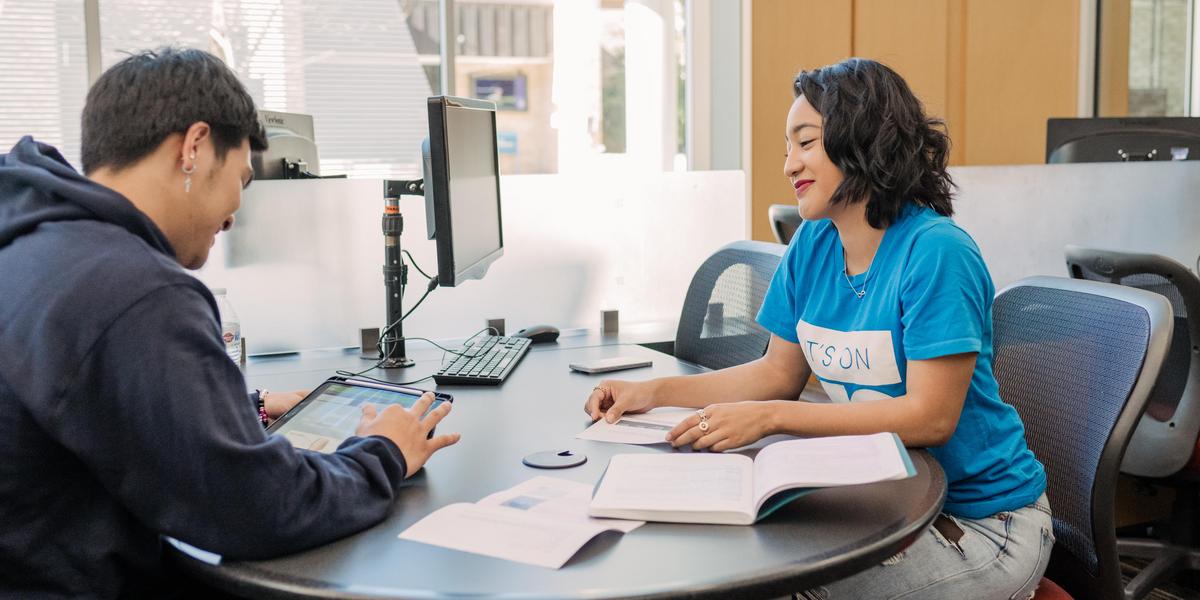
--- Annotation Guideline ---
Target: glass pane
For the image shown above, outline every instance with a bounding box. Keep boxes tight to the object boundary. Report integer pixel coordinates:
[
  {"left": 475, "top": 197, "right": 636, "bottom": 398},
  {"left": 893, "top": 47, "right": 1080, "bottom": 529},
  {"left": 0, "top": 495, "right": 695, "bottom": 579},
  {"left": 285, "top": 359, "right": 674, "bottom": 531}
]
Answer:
[
  {"left": 452, "top": 0, "right": 689, "bottom": 175},
  {"left": 601, "top": 4, "right": 626, "bottom": 154},
  {"left": 1097, "top": 0, "right": 1193, "bottom": 116},
  {"left": 674, "top": 0, "right": 686, "bottom": 167},
  {"left": 0, "top": 0, "right": 88, "bottom": 166},
  {"left": 98, "top": 0, "right": 437, "bottom": 178},
  {"left": 1128, "top": 0, "right": 1190, "bottom": 116},
  {"left": 452, "top": 0, "right": 557, "bottom": 174}
]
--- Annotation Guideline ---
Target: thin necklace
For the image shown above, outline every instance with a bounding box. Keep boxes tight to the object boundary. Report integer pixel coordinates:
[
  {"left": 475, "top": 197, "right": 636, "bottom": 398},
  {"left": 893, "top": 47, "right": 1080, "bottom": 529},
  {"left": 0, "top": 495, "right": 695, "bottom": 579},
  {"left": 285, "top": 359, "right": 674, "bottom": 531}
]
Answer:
[
  {"left": 842, "top": 248, "right": 867, "bottom": 298},
  {"left": 843, "top": 268, "right": 867, "bottom": 299}
]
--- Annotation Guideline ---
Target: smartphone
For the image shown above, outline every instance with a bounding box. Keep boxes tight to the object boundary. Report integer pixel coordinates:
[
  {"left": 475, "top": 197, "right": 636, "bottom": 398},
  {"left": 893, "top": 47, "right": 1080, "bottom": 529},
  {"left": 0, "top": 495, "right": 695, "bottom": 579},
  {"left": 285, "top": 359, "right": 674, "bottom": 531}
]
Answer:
[
  {"left": 568, "top": 356, "right": 653, "bottom": 374},
  {"left": 269, "top": 377, "right": 452, "bottom": 453}
]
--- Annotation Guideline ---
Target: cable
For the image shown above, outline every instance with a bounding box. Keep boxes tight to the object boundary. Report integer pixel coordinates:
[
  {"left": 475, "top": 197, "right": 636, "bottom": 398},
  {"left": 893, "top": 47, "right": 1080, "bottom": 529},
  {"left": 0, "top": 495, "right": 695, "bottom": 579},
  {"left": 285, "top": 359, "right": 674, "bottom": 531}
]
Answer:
[
  {"left": 337, "top": 326, "right": 500, "bottom": 381},
  {"left": 378, "top": 276, "right": 439, "bottom": 343},
  {"left": 403, "top": 249, "right": 433, "bottom": 280}
]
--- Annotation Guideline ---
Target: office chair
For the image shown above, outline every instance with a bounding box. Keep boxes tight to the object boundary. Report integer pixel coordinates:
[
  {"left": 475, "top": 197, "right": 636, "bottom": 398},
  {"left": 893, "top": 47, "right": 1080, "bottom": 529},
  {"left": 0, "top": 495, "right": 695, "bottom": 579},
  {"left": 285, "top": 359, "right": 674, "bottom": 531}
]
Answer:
[
  {"left": 1066, "top": 246, "right": 1200, "bottom": 598},
  {"left": 993, "top": 276, "right": 1172, "bottom": 600},
  {"left": 768, "top": 204, "right": 802, "bottom": 245},
  {"left": 675, "top": 240, "right": 786, "bottom": 371}
]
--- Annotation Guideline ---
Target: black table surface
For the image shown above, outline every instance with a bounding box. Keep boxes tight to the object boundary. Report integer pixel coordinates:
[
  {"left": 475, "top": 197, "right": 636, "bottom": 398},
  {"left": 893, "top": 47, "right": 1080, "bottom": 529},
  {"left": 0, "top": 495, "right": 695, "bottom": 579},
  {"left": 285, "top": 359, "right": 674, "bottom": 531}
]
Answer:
[{"left": 172, "top": 337, "right": 946, "bottom": 600}]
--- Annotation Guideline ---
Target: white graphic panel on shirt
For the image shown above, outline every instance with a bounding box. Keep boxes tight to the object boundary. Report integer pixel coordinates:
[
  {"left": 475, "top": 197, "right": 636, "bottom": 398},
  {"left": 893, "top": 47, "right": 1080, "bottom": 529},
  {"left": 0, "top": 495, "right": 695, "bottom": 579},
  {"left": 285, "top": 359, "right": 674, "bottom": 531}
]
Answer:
[
  {"left": 796, "top": 319, "right": 902, "bottom": 387},
  {"left": 819, "top": 381, "right": 897, "bottom": 403}
]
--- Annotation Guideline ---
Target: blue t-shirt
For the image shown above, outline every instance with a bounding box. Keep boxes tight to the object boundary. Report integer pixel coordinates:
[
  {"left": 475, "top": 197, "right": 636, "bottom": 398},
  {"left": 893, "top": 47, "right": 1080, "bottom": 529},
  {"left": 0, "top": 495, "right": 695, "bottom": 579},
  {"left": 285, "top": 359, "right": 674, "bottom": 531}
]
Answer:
[{"left": 756, "top": 204, "right": 1046, "bottom": 518}]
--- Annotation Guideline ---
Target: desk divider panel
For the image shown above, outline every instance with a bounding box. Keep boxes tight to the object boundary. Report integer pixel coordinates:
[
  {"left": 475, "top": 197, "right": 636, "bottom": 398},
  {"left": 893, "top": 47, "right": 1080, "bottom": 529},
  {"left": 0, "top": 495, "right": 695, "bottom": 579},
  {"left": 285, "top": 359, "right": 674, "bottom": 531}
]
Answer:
[{"left": 197, "top": 170, "right": 747, "bottom": 355}]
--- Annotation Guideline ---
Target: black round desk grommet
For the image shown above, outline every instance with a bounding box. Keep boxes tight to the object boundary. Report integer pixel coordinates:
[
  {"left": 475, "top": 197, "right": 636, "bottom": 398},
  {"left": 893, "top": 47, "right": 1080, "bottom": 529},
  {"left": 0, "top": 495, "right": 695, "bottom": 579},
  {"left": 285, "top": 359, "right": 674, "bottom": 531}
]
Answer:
[{"left": 523, "top": 450, "right": 587, "bottom": 469}]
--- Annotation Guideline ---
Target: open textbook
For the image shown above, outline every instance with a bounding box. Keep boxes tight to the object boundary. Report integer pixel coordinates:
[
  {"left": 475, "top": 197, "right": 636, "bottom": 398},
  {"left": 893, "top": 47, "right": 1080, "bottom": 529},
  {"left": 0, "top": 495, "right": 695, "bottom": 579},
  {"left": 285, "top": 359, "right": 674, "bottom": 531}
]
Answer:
[
  {"left": 588, "top": 432, "right": 915, "bottom": 525},
  {"left": 399, "top": 476, "right": 643, "bottom": 569}
]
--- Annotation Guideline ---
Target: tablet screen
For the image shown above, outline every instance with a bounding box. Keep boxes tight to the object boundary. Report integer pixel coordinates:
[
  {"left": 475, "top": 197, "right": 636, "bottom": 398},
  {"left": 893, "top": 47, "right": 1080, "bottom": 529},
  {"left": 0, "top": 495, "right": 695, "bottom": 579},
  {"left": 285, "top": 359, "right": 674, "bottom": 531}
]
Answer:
[{"left": 270, "top": 381, "right": 436, "bottom": 453}]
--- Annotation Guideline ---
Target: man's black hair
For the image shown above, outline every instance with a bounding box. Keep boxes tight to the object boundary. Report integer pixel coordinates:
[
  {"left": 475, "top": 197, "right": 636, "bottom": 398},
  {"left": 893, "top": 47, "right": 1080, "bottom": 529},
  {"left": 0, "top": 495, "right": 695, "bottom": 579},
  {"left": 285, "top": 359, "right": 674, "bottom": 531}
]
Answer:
[
  {"left": 794, "top": 58, "right": 955, "bottom": 229},
  {"left": 81, "top": 47, "right": 267, "bottom": 174}
]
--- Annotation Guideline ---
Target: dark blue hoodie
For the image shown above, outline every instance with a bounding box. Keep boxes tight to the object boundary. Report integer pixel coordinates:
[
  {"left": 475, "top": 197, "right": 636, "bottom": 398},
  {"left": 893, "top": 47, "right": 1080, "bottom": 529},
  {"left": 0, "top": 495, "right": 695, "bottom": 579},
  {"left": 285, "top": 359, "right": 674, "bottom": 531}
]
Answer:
[{"left": 0, "top": 137, "right": 408, "bottom": 598}]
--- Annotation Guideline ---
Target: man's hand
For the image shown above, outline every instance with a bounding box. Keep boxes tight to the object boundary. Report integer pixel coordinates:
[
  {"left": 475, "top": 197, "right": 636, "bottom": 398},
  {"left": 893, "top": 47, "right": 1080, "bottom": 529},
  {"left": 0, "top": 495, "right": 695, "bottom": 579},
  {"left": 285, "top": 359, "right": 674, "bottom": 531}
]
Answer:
[
  {"left": 263, "top": 390, "right": 308, "bottom": 420},
  {"left": 356, "top": 392, "right": 460, "bottom": 477}
]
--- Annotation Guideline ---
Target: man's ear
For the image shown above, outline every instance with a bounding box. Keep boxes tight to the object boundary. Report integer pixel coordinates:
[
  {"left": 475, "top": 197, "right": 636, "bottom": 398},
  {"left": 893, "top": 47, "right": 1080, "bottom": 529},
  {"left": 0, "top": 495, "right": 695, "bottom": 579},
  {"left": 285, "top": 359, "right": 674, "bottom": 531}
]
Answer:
[{"left": 179, "top": 122, "right": 212, "bottom": 167}]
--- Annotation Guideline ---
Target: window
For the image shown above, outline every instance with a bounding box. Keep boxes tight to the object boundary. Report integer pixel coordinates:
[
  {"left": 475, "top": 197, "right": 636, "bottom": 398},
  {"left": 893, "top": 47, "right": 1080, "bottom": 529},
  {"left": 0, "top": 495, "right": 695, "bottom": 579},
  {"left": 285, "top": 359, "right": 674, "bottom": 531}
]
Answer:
[
  {"left": 99, "top": 0, "right": 435, "bottom": 178},
  {"left": 2, "top": 0, "right": 693, "bottom": 176},
  {"left": 0, "top": 0, "right": 88, "bottom": 165}
]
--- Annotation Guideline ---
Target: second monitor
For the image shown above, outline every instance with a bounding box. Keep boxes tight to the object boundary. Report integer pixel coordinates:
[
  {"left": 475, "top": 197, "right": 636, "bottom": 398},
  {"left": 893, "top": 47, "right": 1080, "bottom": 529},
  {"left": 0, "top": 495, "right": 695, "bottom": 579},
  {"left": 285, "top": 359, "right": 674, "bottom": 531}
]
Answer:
[{"left": 423, "top": 95, "right": 504, "bottom": 287}]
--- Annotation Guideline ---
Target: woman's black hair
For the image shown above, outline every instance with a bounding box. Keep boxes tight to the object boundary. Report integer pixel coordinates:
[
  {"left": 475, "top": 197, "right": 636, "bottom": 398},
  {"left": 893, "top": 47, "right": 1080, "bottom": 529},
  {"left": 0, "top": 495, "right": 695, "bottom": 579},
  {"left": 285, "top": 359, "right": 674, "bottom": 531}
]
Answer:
[{"left": 793, "top": 58, "right": 954, "bottom": 228}]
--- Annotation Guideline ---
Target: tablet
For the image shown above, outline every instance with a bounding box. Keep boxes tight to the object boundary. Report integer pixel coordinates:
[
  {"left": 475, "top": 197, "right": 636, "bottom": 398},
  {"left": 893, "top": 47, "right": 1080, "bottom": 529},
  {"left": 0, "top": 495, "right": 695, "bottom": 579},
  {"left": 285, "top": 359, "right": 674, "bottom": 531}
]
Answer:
[{"left": 268, "top": 377, "right": 452, "bottom": 453}]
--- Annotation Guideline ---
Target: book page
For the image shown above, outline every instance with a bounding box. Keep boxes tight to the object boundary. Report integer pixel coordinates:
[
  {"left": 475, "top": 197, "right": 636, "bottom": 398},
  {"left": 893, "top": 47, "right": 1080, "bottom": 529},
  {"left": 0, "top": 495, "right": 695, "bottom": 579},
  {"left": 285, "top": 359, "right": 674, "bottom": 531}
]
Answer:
[
  {"left": 752, "top": 433, "right": 910, "bottom": 510},
  {"left": 478, "top": 476, "right": 642, "bottom": 533},
  {"left": 399, "top": 477, "right": 643, "bottom": 569},
  {"left": 398, "top": 503, "right": 620, "bottom": 569},
  {"left": 589, "top": 453, "right": 755, "bottom": 515}
]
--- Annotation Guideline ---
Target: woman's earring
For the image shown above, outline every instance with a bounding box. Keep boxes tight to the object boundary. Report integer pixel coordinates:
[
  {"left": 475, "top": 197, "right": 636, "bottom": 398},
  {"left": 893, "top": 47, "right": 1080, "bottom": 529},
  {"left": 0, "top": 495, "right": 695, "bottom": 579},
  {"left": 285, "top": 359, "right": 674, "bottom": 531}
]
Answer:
[{"left": 182, "top": 160, "right": 196, "bottom": 193}]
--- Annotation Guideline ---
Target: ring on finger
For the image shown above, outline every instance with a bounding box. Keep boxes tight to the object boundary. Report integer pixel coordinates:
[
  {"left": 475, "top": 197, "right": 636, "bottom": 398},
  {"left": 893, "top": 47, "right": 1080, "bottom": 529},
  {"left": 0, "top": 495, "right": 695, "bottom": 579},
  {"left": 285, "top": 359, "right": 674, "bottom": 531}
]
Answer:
[{"left": 699, "top": 420, "right": 710, "bottom": 432}]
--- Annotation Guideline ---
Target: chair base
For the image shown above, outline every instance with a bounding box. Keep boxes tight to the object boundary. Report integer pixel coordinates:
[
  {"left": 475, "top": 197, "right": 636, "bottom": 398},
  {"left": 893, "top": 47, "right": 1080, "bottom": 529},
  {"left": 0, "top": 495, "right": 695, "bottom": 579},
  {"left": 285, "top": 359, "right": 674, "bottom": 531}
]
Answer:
[{"left": 1118, "top": 538, "right": 1200, "bottom": 599}]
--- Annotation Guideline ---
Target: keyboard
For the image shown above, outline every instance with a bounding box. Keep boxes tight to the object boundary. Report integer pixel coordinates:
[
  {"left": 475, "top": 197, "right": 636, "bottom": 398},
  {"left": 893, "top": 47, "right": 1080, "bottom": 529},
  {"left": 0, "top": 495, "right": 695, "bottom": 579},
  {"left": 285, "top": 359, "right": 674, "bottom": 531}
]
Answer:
[{"left": 433, "top": 335, "right": 532, "bottom": 385}]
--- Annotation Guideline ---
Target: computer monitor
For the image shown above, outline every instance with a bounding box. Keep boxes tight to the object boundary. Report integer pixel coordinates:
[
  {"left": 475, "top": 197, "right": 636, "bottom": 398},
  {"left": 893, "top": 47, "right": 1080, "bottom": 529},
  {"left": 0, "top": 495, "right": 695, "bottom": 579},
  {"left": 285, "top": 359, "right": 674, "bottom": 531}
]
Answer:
[
  {"left": 252, "top": 111, "right": 321, "bottom": 179},
  {"left": 422, "top": 95, "right": 503, "bottom": 287},
  {"left": 1046, "top": 117, "right": 1200, "bottom": 163}
]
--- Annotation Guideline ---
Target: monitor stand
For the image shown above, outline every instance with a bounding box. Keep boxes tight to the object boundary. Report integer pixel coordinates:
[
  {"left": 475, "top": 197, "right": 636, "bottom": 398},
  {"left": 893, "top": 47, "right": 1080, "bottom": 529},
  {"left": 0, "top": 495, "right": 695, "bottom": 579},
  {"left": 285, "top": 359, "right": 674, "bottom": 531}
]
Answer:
[{"left": 377, "top": 179, "right": 426, "bottom": 369}]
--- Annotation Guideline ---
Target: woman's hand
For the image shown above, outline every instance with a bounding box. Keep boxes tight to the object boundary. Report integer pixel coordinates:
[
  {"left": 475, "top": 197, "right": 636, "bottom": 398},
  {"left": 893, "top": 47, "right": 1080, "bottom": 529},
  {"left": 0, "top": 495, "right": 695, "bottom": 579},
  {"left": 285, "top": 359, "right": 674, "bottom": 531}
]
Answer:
[
  {"left": 263, "top": 390, "right": 308, "bottom": 420},
  {"left": 584, "top": 380, "right": 659, "bottom": 423},
  {"left": 666, "top": 401, "right": 778, "bottom": 452}
]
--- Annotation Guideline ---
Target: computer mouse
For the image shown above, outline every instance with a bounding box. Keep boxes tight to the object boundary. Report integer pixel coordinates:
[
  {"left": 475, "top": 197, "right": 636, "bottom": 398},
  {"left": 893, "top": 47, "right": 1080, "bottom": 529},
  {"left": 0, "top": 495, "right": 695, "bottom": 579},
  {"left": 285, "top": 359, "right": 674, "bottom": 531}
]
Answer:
[{"left": 514, "top": 324, "right": 560, "bottom": 344}]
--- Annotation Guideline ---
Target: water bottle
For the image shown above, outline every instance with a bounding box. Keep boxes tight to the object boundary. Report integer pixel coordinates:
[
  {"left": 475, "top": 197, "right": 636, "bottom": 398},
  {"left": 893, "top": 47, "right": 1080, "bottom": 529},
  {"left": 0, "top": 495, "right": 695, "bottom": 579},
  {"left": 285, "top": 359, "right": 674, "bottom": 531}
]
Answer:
[{"left": 211, "top": 288, "right": 242, "bottom": 363}]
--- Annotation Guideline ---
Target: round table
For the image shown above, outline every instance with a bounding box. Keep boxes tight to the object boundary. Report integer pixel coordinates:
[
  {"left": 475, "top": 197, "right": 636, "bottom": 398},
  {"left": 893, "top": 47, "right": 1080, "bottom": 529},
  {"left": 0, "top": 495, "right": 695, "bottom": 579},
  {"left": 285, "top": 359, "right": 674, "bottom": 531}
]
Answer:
[{"left": 172, "top": 343, "right": 947, "bottom": 599}]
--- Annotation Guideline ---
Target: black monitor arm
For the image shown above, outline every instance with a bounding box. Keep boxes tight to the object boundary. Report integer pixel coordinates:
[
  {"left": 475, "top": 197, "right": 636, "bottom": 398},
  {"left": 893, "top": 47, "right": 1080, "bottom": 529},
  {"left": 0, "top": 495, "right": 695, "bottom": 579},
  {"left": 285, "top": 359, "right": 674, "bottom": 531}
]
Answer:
[{"left": 378, "top": 178, "right": 428, "bottom": 368}]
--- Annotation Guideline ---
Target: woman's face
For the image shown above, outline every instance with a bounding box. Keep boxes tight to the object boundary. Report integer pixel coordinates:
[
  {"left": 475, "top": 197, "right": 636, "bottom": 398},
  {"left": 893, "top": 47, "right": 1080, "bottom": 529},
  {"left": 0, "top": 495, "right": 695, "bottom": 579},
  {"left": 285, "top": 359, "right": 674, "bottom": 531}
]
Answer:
[{"left": 783, "top": 95, "right": 845, "bottom": 221}]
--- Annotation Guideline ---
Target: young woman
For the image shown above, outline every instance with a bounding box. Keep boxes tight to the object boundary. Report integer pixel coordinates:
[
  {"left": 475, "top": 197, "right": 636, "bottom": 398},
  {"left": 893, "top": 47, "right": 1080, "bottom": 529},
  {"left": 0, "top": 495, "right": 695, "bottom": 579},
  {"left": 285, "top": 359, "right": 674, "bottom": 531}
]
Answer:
[{"left": 584, "top": 58, "right": 1053, "bottom": 599}]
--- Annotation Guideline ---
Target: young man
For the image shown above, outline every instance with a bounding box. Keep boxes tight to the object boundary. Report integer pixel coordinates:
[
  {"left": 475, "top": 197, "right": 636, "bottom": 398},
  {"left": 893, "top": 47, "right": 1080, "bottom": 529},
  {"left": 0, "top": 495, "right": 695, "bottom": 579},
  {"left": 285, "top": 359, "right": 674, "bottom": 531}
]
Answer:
[{"left": 0, "top": 48, "right": 460, "bottom": 598}]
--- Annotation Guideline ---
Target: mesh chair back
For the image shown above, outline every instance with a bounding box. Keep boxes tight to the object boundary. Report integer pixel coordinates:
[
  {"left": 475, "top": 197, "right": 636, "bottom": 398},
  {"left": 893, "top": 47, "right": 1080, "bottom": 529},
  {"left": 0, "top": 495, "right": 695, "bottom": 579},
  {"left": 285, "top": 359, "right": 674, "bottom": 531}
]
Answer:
[
  {"left": 993, "top": 276, "right": 1172, "bottom": 600},
  {"left": 1066, "top": 246, "right": 1200, "bottom": 477},
  {"left": 768, "top": 204, "right": 803, "bottom": 245},
  {"left": 675, "top": 240, "right": 786, "bottom": 370}
]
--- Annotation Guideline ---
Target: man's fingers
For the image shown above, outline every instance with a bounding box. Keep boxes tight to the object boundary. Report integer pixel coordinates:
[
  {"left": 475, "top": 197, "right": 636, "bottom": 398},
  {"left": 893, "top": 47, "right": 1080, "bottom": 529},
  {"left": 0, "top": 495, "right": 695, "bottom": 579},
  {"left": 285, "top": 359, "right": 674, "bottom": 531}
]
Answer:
[
  {"left": 428, "top": 433, "right": 461, "bottom": 452},
  {"left": 410, "top": 392, "right": 435, "bottom": 417},
  {"left": 421, "top": 401, "right": 453, "bottom": 432},
  {"left": 361, "top": 403, "right": 378, "bottom": 420}
]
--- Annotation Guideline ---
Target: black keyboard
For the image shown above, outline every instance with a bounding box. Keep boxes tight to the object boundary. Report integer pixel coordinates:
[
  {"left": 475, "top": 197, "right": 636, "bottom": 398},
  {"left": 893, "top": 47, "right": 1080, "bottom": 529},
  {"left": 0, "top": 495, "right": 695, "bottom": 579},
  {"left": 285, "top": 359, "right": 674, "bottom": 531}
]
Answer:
[{"left": 432, "top": 335, "right": 532, "bottom": 385}]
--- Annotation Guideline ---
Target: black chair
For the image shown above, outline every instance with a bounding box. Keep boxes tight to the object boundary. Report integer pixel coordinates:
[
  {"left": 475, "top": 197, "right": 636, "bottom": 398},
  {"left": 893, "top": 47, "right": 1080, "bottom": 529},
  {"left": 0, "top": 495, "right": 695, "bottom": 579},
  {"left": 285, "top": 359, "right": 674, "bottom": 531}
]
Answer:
[
  {"left": 1066, "top": 246, "right": 1200, "bottom": 599},
  {"left": 674, "top": 240, "right": 786, "bottom": 370},
  {"left": 768, "top": 204, "right": 802, "bottom": 245},
  {"left": 993, "top": 276, "right": 1173, "bottom": 600}
]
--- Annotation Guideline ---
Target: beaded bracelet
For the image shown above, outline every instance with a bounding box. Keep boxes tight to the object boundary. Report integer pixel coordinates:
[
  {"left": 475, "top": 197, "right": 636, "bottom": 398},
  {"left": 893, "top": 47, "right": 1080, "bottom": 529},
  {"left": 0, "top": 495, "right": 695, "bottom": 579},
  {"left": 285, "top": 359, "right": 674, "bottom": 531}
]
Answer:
[{"left": 255, "top": 389, "right": 270, "bottom": 428}]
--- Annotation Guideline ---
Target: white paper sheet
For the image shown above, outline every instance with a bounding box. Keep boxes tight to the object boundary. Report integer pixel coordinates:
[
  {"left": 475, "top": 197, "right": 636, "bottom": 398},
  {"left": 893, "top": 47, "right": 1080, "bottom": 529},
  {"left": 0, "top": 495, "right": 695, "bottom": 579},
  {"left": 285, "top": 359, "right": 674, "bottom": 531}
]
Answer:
[
  {"left": 398, "top": 476, "right": 643, "bottom": 569},
  {"left": 575, "top": 409, "right": 694, "bottom": 445}
]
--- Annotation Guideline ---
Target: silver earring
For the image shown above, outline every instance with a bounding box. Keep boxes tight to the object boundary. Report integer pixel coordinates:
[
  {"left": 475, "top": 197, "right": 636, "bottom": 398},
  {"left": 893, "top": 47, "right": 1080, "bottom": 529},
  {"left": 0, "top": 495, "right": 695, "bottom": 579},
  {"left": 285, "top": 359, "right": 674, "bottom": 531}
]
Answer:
[{"left": 182, "top": 161, "right": 196, "bottom": 193}]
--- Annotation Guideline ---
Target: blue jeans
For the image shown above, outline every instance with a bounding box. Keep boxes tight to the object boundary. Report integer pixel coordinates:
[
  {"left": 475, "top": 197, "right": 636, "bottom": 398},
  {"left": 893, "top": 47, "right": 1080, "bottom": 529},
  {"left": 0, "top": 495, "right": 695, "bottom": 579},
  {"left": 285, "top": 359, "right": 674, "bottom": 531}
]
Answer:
[{"left": 801, "top": 493, "right": 1054, "bottom": 600}]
